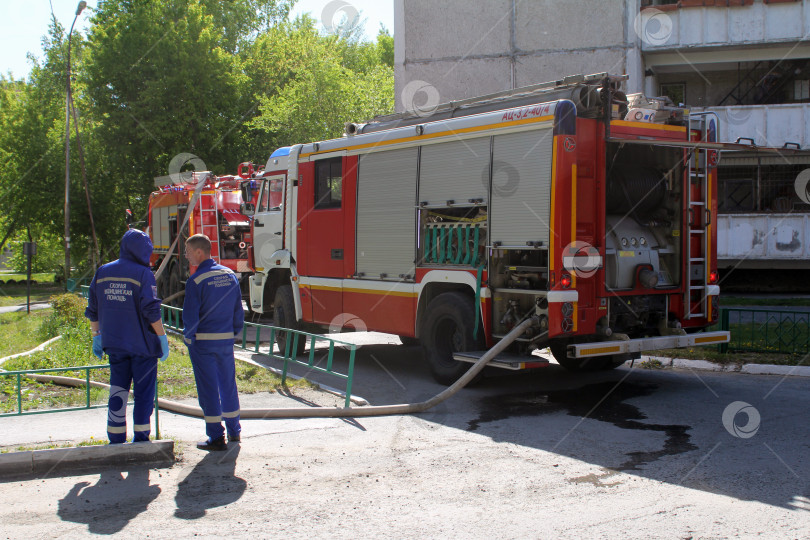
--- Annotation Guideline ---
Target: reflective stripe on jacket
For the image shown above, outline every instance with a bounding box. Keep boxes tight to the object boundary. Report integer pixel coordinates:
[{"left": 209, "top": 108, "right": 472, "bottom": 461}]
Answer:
[{"left": 182, "top": 258, "right": 244, "bottom": 347}]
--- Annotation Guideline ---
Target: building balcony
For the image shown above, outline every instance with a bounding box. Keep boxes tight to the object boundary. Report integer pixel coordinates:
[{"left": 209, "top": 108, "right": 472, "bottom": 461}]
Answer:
[
  {"left": 693, "top": 102, "right": 810, "bottom": 147},
  {"left": 638, "top": 0, "right": 808, "bottom": 51}
]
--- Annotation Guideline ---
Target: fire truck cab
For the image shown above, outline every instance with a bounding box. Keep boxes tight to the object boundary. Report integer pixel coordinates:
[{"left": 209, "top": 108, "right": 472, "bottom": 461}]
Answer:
[{"left": 245, "top": 73, "right": 730, "bottom": 384}]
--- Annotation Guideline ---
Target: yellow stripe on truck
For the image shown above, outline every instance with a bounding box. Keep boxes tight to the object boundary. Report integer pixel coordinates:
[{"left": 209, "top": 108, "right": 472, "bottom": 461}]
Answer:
[
  {"left": 580, "top": 345, "right": 622, "bottom": 356},
  {"left": 694, "top": 335, "right": 726, "bottom": 344}
]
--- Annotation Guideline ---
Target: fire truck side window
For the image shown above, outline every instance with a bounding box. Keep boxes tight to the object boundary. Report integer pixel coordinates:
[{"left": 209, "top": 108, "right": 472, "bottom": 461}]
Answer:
[
  {"left": 314, "top": 158, "right": 342, "bottom": 209},
  {"left": 258, "top": 178, "right": 283, "bottom": 212}
]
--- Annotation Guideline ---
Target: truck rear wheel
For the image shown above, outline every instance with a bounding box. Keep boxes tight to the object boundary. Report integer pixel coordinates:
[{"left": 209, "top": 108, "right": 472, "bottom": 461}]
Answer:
[
  {"left": 420, "top": 292, "right": 482, "bottom": 385},
  {"left": 274, "top": 284, "right": 305, "bottom": 357},
  {"left": 168, "top": 264, "right": 182, "bottom": 307}
]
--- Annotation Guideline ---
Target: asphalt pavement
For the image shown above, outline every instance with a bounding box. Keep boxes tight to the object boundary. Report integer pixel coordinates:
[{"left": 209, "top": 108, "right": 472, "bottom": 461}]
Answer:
[{"left": 1, "top": 335, "right": 809, "bottom": 538}]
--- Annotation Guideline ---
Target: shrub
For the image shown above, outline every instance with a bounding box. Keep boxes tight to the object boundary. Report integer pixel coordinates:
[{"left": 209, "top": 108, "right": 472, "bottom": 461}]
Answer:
[{"left": 40, "top": 293, "right": 89, "bottom": 340}]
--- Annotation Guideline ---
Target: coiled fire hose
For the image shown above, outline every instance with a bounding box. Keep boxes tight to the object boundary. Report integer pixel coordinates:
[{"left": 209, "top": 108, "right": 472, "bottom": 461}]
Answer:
[{"left": 4, "top": 317, "right": 539, "bottom": 419}]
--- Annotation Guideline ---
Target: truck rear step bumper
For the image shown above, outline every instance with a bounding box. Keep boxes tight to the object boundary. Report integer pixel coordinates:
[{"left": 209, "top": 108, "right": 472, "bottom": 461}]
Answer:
[
  {"left": 569, "top": 331, "right": 730, "bottom": 359},
  {"left": 453, "top": 351, "right": 550, "bottom": 371}
]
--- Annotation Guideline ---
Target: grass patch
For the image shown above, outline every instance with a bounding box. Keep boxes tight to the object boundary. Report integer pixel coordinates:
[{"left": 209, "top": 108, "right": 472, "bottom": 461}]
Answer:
[
  {"left": 653, "top": 346, "right": 807, "bottom": 366},
  {"left": 639, "top": 358, "right": 663, "bottom": 369},
  {"left": 0, "top": 282, "right": 63, "bottom": 307},
  {"left": 0, "top": 310, "right": 51, "bottom": 358},
  {"left": 1, "top": 437, "right": 107, "bottom": 453},
  {"left": 0, "top": 272, "right": 56, "bottom": 281}
]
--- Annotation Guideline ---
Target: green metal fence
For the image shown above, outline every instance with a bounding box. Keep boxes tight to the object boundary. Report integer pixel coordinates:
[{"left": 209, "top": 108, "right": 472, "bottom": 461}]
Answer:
[
  {"left": 0, "top": 364, "right": 161, "bottom": 438},
  {"left": 718, "top": 307, "right": 810, "bottom": 355},
  {"left": 67, "top": 277, "right": 90, "bottom": 293},
  {"left": 161, "top": 304, "right": 358, "bottom": 408}
]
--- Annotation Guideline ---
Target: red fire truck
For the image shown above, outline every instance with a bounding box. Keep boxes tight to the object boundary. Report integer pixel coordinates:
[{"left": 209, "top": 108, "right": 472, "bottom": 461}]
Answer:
[
  {"left": 147, "top": 165, "right": 261, "bottom": 303},
  {"left": 243, "top": 73, "right": 730, "bottom": 383}
]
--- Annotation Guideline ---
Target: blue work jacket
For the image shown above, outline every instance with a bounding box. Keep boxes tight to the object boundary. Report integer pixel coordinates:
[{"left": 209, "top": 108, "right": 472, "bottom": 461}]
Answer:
[
  {"left": 182, "top": 258, "right": 244, "bottom": 348},
  {"left": 85, "top": 229, "right": 162, "bottom": 358}
]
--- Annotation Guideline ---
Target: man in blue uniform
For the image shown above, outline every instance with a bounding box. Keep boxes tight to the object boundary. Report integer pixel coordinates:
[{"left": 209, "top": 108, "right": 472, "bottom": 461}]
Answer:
[
  {"left": 85, "top": 229, "right": 170, "bottom": 444},
  {"left": 183, "top": 234, "right": 244, "bottom": 451}
]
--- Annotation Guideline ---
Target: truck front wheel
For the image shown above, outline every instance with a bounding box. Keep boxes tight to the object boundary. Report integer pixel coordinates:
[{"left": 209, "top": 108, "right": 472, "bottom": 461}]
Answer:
[
  {"left": 273, "top": 284, "right": 306, "bottom": 357},
  {"left": 420, "top": 292, "right": 482, "bottom": 385}
]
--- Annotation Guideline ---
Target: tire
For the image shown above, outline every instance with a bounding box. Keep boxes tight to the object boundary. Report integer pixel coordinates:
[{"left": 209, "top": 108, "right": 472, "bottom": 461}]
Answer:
[
  {"left": 550, "top": 339, "right": 609, "bottom": 372},
  {"left": 273, "top": 285, "right": 306, "bottom": 357},
  {"left": 156, "top": 268, "right": 169, "bottom": 302},
  {"left": 168, "top": 264, "right": 182, "bottom": 307},
  {"left": 420, "top": 292, "right": 483, "bottom": 385}
]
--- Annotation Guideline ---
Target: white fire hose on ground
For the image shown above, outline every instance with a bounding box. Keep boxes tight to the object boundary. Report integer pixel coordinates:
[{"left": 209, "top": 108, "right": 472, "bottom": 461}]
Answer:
[{"left": 6, "top": 318, "right": 540, "bottom": 420}]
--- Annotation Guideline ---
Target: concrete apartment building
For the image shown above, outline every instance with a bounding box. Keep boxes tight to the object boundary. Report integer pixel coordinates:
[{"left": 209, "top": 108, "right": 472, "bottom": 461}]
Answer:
[{"left": 393, "top": 0, "right": 810, "bottom": 280}]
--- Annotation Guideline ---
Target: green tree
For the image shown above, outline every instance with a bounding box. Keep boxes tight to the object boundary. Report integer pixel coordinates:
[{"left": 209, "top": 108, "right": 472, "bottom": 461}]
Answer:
[
  {"left": 1, "top": 0, "right": 394, "bottom": 275},
  {"left": 249, "top": 16, "right": 394, "bottom": 145}
]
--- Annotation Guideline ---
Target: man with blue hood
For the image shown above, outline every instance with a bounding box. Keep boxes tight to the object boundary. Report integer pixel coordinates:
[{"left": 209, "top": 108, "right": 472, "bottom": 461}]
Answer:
[{"left": 85, "top": 229, "right": 170, "bottom": 444}]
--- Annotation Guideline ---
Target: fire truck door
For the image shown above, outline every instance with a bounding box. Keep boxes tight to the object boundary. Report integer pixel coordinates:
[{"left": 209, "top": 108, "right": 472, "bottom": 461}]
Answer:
[
  {"left": 252, "top": 175, "right": 285, "bottom": 270},
  {"left": 304, "top": 157, "right": 344, "bottom": 324}
]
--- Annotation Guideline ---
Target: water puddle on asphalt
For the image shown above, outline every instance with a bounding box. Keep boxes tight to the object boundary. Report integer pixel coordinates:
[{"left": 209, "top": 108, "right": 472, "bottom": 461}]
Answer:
[{"left": 467, "top": 381, "right": 697, "bottom": 472}]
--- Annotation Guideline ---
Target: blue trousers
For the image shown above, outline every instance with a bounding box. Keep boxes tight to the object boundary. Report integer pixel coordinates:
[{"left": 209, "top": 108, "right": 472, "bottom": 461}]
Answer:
[
  {"left": 189, "top": 344, "right": 241, "bottom": 440},
  {"left": 107, "top": 353, "right": 157, "bottom": 444}
]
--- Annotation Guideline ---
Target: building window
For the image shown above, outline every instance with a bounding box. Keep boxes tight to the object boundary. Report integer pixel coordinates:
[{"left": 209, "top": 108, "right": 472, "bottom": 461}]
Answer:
[
  {"left": 314, "top": 158, "right": 342, "bottom": 209},
  {"left": 659, "top": 82, "right": 686, "bottom": 106},
  {"left": 794, "top": 80, "right": 810, "bottom": 102}
]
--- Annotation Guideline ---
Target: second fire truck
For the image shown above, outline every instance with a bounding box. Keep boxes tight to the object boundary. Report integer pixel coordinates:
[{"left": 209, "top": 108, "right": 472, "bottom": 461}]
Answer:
[{"left": 147, "top": 164, "right": 262, "bottom": 304}]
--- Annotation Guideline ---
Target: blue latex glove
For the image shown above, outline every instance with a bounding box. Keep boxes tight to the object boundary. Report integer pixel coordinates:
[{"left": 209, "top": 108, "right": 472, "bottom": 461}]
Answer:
[
  {"left": 159, "top": 334, "right": 170, "bottom": 362},
  {"left": 92, "top": 335, "right": 103, "bottom": 359}
]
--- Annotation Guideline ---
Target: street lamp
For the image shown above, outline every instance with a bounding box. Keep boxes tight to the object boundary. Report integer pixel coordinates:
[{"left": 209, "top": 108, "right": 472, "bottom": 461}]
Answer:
[{"left": 64, "top": 0, "right": 87, "bottom": 289}]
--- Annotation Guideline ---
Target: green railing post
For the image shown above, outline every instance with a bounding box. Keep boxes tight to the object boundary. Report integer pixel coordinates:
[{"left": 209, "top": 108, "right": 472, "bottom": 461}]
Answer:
[
  {"left": 344, "top": 346, "right": 356, "bottom": 408},
  {"left": 86, "top": 367, "right": 91, "bottom": 408},
  {"left": 17, "top": 373, "right": 22, "bottom": 414},
  {"left": 719, "top": 308, "right": 729, "bottom": 353},
  {"left": 791, "top": 312, "right": 798, "bottom": 355}
]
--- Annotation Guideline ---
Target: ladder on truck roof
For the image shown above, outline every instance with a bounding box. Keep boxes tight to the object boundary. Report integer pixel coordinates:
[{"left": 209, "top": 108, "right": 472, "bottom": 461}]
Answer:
[
  {"left": 197, "top": 190, "right": 221, "bottom": 264},
  {"left": 351, "top": 73, "right": 629, "bottom": 134},
  {"left": 684, "top": 112, "right": 718, "bottom": 320}
]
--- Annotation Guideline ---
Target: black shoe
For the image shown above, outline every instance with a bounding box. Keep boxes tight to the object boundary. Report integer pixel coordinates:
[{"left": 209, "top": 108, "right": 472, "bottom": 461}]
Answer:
[
  {"left": 228, "top": 434, "right": 240, "bottom": 443},
  {"left": 196, "top": 436, "right": 227, "bottom": 451}
]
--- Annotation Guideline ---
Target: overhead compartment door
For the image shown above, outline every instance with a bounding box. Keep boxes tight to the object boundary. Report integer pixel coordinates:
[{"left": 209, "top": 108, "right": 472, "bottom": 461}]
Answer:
[
  {"left": 490, "top": 128, "right": 553, "bottom": 247},
  {"left": 419, "top": 137, "right": 491, "bottom": 207},
  {"left": 356, "top": 148, "right": 418, "bottom": 280}
]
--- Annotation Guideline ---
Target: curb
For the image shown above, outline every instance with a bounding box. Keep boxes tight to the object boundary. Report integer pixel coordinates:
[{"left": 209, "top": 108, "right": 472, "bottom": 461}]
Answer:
[
  {"left": 0, "top": 440, "right": 174, "bottom": 479},
  {"left": 642, "top": 356, "right": 810, "bottom": 377}
]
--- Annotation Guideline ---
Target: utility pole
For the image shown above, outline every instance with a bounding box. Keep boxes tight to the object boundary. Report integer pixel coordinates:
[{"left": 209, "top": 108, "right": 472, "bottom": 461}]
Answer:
[{"left": 64, "top": 0, "right": 87, "bottom": 289}]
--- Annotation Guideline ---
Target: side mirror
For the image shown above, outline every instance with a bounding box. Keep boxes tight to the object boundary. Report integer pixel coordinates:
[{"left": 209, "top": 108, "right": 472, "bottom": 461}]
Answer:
[
  {"left": 240, "top": 202, "right": 256, "bottom": 216},
  {"left": 240, "top": 180, "right": 256, "bottom": 203}
]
